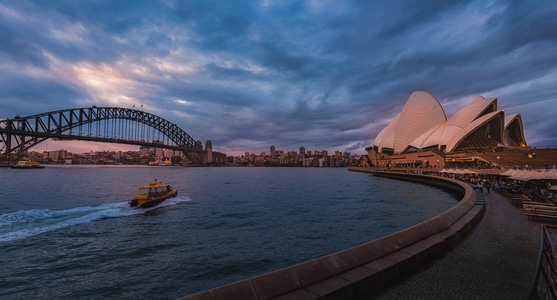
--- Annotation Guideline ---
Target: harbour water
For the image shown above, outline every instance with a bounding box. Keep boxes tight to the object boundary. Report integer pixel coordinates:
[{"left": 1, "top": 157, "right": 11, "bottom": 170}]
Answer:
[{"left": 0, "top": 166, "right": 459, "bottom": 299}]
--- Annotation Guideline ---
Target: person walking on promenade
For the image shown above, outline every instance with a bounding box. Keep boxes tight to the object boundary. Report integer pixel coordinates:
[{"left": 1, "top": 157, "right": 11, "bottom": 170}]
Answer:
[{"left": 484, "top": 180, "right": 491, "bottom": 193}]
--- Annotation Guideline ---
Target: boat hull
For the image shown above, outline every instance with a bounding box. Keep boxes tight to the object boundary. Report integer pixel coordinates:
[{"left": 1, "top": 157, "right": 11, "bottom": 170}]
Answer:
[
  {"left": 129, "top": 190, "right": 178, "bottom": 208},
  {"left": 11, "top": 165, "right": 45, "bottom": 169}
]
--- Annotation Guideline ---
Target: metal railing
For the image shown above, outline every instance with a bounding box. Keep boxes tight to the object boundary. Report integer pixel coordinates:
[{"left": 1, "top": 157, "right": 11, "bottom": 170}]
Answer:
[{"left": 525, "top": 224, "right": 557, "bottom": 300}]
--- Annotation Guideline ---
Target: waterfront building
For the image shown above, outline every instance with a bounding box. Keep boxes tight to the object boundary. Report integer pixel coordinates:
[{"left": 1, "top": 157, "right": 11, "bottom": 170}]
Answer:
[
  {"left": 155, "top": 147, "right": 164, "bottom": 158},
  {"left": 46, "top": 149, "right": 68, "bottom": 162},
  {"left": 163, "top": 149, "right": 171, "bottom": 158},
  {"left": 367, "top": 91, "right": 529, "bottom": 169}
]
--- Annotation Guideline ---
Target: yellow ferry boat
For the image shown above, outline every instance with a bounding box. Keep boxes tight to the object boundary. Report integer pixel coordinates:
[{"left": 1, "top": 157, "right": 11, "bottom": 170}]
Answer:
[
  {"left": 129, "top": 179, "right": 177, "bottom": 208},
  {"left": 11, "top": 158, "right": 45, "bottom": 169}
]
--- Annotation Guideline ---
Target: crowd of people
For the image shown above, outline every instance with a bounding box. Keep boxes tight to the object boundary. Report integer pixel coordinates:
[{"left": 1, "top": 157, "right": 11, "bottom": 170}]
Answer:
[{"left": 439, "top": 172, "right": 554, "bottom": 203}]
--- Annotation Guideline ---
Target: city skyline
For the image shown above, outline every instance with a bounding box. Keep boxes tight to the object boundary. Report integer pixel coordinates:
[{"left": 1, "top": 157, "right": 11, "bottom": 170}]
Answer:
[
  {"left": 2, "top": 1, "right": 557, "bottom": 155},
  {"left": 24, "top": 143, "right": 363, "bottom": 168},
  {"left": 28, "top": 141, "right": 349, "bottom": 158}
]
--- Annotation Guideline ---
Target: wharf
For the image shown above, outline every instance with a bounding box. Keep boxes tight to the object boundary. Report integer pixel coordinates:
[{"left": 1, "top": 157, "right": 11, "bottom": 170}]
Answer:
[{"left": 374, "top": 189, "right": 540, "bottom": 299}]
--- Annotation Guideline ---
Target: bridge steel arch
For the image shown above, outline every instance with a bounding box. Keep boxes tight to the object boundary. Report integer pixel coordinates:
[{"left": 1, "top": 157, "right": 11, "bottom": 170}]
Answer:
[{"left": 0, "top": 107, "right": 204, "bottom": 163}]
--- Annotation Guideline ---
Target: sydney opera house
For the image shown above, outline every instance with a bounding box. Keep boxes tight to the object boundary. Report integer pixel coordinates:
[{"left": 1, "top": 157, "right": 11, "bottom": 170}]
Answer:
[{"left": 367, "top": 91, "right": 529, "bottom": 169}]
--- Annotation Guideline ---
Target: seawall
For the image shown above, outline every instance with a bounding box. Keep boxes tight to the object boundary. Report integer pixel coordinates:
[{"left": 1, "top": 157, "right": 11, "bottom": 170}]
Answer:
[{"left": 178, "top": 168, "right": 484, "bottom": 300}]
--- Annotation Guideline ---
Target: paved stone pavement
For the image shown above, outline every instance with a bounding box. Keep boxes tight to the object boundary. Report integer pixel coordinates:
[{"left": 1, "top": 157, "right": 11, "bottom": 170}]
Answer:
[{"left": 373, "top": 190, "right": 541, "bottom": 300}]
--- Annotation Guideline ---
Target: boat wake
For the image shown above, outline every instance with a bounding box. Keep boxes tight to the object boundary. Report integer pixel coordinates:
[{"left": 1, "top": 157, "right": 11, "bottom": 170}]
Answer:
[{"left": 0, "top": 196, "right": 191, "bottom": 243}]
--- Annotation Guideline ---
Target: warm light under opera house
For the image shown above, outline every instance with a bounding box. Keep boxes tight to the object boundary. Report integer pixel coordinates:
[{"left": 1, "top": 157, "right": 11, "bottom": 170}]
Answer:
[{"left": 369, "top": 91, "right": 527, "bottom": 156}]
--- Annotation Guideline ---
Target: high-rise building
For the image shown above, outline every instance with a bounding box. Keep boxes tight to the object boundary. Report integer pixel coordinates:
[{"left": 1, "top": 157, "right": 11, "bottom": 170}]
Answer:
[
  {"left": 205, "top": 140, "right": 213, "bottom": 163},
  {"left": 299, "top": 146, "right": 306, "bottom": 156},
  {"left": 270, "top": 145, "right": 276, "bottom": 157}
]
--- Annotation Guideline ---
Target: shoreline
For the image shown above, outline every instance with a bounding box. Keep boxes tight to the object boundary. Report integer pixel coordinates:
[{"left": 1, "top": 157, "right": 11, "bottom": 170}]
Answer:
[{"left": 178, "top": 167, "right": 483, "bottom": 299}]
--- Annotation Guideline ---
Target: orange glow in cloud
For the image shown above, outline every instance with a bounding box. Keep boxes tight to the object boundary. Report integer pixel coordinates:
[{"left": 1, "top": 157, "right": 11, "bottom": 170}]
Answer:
[{"left": 70, "top": 62, "right": 144, "bottom": 107}]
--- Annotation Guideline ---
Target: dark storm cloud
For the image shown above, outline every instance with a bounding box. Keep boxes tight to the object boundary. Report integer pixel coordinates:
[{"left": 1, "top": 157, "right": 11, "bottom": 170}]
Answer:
[
  {"left": 1, "top": 0, "right": 556, "bottom": 154},
  {"left": 0, "top": 74, "right": 84, "bottom": 114},
  {"left": 0, "top": 9, "right": 49, "bottom": 67},
  {"left": 172, "top": 2, "right": 252, "bottom": 50}
]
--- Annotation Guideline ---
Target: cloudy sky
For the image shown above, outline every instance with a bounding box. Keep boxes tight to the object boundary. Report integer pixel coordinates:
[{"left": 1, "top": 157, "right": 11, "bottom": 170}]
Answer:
[{"left": 1, "top": 0, "right": 556, "bottom": 156}]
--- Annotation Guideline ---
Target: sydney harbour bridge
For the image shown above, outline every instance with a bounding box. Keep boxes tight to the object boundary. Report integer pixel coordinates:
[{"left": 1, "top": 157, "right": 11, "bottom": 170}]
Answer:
[{"left": 0, "top": 107, "right": 205, "bottom": 163}]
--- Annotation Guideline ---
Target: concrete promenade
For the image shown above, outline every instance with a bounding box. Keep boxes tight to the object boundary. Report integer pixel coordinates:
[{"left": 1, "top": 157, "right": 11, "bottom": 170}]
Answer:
[{"left": 374, "top": 189, "right": 540, "bottom": 299}]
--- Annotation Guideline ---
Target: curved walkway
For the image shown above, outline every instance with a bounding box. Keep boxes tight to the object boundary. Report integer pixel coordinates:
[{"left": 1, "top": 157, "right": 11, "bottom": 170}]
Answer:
[{"left": 374, "top": 190, "right": 540, "bottom": 299}]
